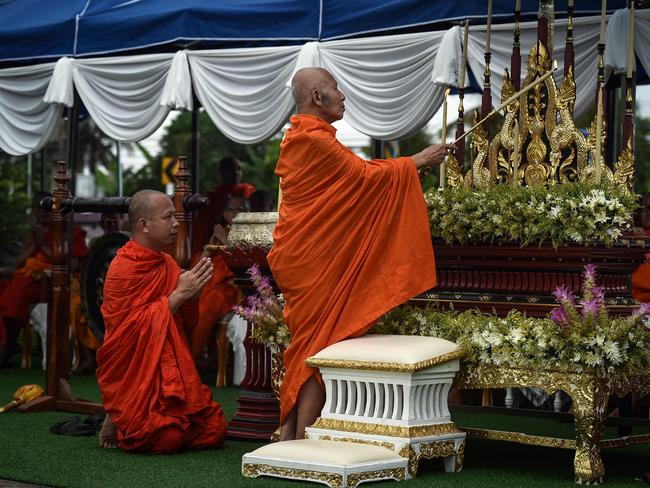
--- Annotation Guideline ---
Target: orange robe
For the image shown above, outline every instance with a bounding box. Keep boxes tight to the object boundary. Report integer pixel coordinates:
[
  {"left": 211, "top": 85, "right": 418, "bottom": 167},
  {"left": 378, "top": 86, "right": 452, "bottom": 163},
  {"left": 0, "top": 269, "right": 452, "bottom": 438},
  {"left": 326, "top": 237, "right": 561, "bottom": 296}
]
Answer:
[
  {"left": 192, "top": 183, "right": 255, "bottom": 255},
  {"left": 267, "top": 114, "right": 437, "bottom": 422},
  {"left": 96, "top": 239, "right": 226, "bottom": 453},
  {"left": 0, "top": 227, "right": 87, "bottom": 348},
  {"left": 632, "top": 230, "right": 650, "bottom": 303}
]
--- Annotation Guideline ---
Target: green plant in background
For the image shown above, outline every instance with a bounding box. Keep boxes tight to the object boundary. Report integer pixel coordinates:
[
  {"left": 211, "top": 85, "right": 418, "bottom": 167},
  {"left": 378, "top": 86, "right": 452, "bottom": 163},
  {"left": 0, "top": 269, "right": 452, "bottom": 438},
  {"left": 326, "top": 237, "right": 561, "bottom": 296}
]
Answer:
[
  {"left": 159, "top": 112, "right": 281, "bottom": 200},
  {"left": 0, "top": 159, "right": 30, "bottom": 264},
  {"left": 426, "top": 181, "right": 638, "bottom": 248}
]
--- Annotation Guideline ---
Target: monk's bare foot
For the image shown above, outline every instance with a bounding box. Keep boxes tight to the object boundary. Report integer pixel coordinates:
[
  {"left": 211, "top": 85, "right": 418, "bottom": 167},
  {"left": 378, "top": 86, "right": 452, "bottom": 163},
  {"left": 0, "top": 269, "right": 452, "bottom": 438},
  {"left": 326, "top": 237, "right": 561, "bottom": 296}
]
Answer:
[{"left": 99, "top": 414, "right": 118, "bottom": 449}]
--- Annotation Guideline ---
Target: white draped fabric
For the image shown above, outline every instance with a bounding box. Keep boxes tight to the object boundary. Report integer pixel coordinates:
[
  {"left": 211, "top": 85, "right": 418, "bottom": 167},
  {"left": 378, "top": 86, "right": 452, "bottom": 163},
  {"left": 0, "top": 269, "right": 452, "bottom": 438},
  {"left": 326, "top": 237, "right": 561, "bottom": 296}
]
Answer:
[
  {"left": 0, "top": 62, "right": 62, "bottom": 156},
  {"left": 188, "top": 46, "right": 301, "bottom": 144},
  {"left": 605, "top": 8, "right": 650, "bottom": 78},
  {"left": 1, "top": 13, "right": 646, "bottom": 155},
  {"left": 46, "top": 54, "right": 174, "bottom": 142}
]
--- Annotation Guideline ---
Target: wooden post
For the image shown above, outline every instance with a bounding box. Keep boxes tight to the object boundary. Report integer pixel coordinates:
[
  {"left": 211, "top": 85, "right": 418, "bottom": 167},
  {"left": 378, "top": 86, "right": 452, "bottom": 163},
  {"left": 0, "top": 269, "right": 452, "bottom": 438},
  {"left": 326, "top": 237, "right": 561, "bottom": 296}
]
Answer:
[
  {"left": 46, "top": 161, "right": 72, "bottom": 398},
  {"left": 511, "top": 2, "right": 522, "bottom": 90},
  {"left": 564, "top": 2, "right": 575, "bottom": 93},
  {"left": 20, "top": 162, "right": 103, "bottom": 414},
  {"left": 172, "top": 156, "right": 192, "bottom": 269}
]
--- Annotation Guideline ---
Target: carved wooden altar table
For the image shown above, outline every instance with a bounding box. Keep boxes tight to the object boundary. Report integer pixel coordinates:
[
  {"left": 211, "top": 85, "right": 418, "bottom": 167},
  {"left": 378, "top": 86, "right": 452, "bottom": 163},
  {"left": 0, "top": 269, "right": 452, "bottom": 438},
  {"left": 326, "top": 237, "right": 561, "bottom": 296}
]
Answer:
[{"left": 455, "top": 363, "right": 650, "bottom": 484}]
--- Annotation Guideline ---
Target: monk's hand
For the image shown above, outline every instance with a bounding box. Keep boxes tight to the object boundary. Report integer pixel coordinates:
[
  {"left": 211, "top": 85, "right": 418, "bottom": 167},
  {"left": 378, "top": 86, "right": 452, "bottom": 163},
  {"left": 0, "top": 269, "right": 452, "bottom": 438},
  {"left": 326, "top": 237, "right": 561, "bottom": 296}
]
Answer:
[
  {"left": 168, "top": 257, "right": 214, "bottom": 312},
  {"left": 411, "top": 143, "right": 456, "bottom": 170}
]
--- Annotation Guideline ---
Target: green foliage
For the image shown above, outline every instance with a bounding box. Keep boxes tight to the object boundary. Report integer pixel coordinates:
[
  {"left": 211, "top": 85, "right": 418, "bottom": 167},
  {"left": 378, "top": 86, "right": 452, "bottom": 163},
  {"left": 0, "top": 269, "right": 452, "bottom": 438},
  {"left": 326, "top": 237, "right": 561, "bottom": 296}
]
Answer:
[
  {"left": 0, "top": 158, "right": 30, "bottom": 261},
  {"left": 425, "top": 181, "right": 638, "bottom": 248}
]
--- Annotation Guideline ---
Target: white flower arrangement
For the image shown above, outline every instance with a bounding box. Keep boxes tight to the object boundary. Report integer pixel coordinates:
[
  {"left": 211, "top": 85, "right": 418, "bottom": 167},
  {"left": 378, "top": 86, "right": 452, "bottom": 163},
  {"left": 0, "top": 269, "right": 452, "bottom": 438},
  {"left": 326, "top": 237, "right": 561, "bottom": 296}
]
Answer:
[{"left": 425, "top": 182, "right": 638, "bottom": 248}]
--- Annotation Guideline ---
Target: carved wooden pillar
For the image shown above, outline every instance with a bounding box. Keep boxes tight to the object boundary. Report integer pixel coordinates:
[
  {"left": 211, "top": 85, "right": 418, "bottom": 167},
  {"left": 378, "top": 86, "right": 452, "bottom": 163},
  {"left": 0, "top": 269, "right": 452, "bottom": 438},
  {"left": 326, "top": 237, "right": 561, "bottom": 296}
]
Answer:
[
  {"left": 172, "top": 156, "right": 192, "bottom": 269},
  {"left": 46, "top": 161, "right": 72, "bottom": 398}
]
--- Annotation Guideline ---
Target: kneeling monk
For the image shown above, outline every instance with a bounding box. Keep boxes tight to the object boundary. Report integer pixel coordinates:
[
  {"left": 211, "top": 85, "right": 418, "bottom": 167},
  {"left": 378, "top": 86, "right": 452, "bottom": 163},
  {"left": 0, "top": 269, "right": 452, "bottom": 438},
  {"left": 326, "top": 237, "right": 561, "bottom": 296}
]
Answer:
[{"left": 96, "top": 190, "right": 226, "bottom": 453}]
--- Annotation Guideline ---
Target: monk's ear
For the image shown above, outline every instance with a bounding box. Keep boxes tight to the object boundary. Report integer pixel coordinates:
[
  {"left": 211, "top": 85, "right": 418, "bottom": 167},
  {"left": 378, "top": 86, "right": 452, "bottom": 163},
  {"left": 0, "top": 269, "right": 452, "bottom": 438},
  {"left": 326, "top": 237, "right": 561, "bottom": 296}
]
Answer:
[
  {"left": 138, "top": 217, "right": 149, "bottom": 234},
  {"left": 312, "top": 88, "right": 323, "bottom": 107}
]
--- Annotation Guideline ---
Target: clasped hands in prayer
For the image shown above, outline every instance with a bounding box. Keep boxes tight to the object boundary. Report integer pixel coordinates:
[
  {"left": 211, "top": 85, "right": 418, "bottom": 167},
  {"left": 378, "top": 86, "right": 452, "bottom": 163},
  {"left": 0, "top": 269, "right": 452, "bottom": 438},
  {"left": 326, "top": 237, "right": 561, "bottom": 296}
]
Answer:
[
  {"left": 411, "top": 143, "right": 456, "bottom": 170},
  {"left": 168, "top": 257, "right": 214, "bottom": 313}
]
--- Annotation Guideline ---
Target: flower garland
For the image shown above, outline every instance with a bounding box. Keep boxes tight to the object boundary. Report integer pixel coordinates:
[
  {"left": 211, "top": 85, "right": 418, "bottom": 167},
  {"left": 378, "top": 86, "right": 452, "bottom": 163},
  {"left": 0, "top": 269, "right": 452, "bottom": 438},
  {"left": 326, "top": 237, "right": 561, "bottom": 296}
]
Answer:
[
  {"left": 425, "top": 182, "right": 638, "bottom": 248},
  {"left": 373, "top": 266, "right": 650, "bottom": 374}
]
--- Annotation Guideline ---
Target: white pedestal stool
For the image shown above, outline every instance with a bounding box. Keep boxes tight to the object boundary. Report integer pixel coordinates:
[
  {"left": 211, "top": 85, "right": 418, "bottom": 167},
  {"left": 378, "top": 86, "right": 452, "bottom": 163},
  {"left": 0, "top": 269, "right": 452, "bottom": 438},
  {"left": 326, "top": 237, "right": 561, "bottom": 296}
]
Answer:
[{"left": 304, "top": 334, "right": 466, "bottom": 479}]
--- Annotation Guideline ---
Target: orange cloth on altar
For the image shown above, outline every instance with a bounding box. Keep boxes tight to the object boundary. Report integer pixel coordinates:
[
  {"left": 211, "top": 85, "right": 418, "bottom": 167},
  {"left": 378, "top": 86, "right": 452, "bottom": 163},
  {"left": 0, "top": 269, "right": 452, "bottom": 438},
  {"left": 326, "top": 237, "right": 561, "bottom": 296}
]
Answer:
[
  {"left": 267, "top": 114, "right": 437, "bottom": 422},
  {"left": 97, "top": 239, "right": 226, "bottom": 453},
  {"left": 187, "top": 254, "right": 241, "bottom": 359},
  {"left": 192, "top": 183, "right": 255, "bottom": 255},
  {"left": 631, "top": 229, "right": 650, "bottom": 303}
]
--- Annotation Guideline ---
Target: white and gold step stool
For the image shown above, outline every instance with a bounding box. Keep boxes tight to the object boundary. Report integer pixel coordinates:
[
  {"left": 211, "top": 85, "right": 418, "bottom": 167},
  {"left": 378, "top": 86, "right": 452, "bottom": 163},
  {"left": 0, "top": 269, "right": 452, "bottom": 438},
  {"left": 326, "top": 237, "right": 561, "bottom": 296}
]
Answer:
[
  {"left": 304, "top": 334, "right": 466, "bottom": 479},
  {"left": 242, "top": 438, "right": 408, "bottom": 487}
]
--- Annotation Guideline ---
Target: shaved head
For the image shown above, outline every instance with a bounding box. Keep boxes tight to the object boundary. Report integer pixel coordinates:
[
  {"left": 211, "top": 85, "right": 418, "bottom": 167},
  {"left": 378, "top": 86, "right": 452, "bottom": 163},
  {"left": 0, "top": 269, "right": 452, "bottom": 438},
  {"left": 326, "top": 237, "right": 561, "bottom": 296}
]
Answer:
[
  {"left": 128, "top": 190, "right": 168, "bottom": 230},
  {"left": 291, "top": 68, "right": 335, "bottom": 111},
  {"left": 290, "top": 68, "right": 346, "bottom": 123}
]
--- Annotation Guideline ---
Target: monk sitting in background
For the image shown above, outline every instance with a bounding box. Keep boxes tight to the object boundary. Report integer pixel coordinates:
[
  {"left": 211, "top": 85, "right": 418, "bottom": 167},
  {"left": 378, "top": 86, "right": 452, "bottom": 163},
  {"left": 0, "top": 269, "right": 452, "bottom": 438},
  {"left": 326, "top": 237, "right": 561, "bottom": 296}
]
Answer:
[
  {"left": 0, "top": 191, "right": 87, "bottom": 367},
  {"left": 189, "top": 194, "right": 249, "bottom": 360},
  {"left": 192, "top": 157, "right": 255, "bottom": 257},
  {"left": 268, "top": 67, "right": 453, "bottom": 441},
  {"left": 96, "top": 190, "right": 226, "bottom": 453},
  {"left": 632, "top": 193, "right": 650, "bottom": 302}
]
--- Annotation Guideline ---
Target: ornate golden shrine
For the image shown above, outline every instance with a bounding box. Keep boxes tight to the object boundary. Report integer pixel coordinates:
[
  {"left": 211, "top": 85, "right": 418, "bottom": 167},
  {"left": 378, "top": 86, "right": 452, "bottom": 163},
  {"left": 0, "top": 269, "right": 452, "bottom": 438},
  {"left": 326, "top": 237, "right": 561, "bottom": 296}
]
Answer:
[{"left": 447, "top": 42, "right": 635, "bottom": 192}]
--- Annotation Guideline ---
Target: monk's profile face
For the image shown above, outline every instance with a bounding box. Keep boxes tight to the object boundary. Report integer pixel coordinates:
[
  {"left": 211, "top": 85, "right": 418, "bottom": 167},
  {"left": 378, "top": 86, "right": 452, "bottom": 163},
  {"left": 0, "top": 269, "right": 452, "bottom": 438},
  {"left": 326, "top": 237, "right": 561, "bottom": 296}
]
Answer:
[
  {"left": 317, "top": 72, "right": 346, "bottom": 124},
  {"left": 142, "top": 194, "right": 179, "bottom": 250}
]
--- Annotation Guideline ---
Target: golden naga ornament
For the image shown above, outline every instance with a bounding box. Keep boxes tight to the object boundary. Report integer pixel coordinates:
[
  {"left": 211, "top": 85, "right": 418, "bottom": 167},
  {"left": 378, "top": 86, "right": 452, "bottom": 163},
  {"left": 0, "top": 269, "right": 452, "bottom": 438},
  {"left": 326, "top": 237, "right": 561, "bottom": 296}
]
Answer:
[{"left": 445, "top": 40, "right": 634, "bottom": 191}]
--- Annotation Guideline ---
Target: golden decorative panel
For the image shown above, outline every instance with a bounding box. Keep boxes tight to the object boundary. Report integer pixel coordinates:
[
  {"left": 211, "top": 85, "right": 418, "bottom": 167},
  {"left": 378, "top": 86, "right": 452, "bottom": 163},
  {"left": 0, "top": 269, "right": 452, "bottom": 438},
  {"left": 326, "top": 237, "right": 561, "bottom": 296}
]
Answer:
[
  {"left": 305, "top": 349, "right": 465, "bottom": 373},
  {"left": 310, "top": 418, "right": 462, "bottom": 438},
  {"left": 450, "top": 41, "right": 633, "bottom": 190}
]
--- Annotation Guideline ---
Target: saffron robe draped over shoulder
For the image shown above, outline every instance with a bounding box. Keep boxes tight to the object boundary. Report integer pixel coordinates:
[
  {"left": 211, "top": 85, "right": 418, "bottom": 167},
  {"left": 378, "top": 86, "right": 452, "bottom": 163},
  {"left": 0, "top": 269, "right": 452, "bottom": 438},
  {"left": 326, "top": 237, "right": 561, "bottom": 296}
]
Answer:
[
  {"left": 96, "top": 240, "right": 225, "bottom": 453},
  {"left": 267, "top": 114, "right": 437, "bottom": 422}
]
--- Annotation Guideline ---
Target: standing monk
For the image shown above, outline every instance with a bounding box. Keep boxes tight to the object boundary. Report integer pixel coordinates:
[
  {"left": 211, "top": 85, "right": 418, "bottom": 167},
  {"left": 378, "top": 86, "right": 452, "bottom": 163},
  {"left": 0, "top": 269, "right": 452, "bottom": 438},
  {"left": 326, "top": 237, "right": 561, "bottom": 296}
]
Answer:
[
  {"left": 268, "top": 67, "right": 453, "bottom": 441},
  {"left": 96, "top": 190, "right": 226, "bottom": 453}
]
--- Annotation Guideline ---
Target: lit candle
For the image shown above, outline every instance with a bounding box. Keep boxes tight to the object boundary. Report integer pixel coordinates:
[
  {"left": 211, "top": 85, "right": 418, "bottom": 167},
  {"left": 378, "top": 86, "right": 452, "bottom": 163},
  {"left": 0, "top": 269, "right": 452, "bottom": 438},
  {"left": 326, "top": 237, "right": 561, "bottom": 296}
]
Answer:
[
  {"left": 486, "top": 0, "right": 493, "bottom": 53},
  {"left": 440, "top": 88, "right": 451, "bottom": 188},
  {"left": 512, "top": 119, "right": 520, "bottom": 185},
  {"left": 459, "top": 20, "right": 469, "bottom": 88},
  {"left": 599, "top": 0, "right": 607, "bottom": 44},
  {"left": 595, "top": 86, "right": 603, "bottom": 183},
  {"left": 626, "top": 2, "right": 635, "bottom": 79}
]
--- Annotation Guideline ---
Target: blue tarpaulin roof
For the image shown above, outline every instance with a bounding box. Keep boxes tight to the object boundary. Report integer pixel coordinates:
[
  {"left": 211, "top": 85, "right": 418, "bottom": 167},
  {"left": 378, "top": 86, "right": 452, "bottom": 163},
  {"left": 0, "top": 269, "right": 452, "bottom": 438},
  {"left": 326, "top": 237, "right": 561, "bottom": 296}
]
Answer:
[{"left": 0, "top": 0, "right": 629, "bottom": 63}]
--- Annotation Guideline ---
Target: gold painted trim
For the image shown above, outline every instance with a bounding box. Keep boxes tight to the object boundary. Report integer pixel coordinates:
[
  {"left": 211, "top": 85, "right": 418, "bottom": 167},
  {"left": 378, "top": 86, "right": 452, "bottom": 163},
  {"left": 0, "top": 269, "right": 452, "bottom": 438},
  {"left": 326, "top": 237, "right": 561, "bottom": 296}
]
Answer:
[
  {"left": 347, "top": 468, "right": 406, "bottom": 487},
  {"left": 243, "top": 463, "right": 343, "bottom": 487},
  {"left": 242, "top": 462, "right": 405, "bottom": 488},
  {"left": 464, "top": 427, "right": 576, "bottom": 449},
  {"left": 600, "top": 434, "right": 650, "bottom": 449},
  {"left": 311, "top": 418, "right": 462, "bottom": 438},
  {"left": 317, "top": 435, "right": 395, "bottom": 451},
  {"left": 305, "top": 349, "right": 465, "bottom": 372}
]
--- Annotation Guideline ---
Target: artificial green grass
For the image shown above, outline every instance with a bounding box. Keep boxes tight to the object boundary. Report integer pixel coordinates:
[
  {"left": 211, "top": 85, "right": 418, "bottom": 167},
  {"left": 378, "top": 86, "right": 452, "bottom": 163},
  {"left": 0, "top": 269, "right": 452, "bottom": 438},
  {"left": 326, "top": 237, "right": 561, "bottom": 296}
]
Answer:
[{"left": 1, "top": 367, "right": 649, "bottom": 488}]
